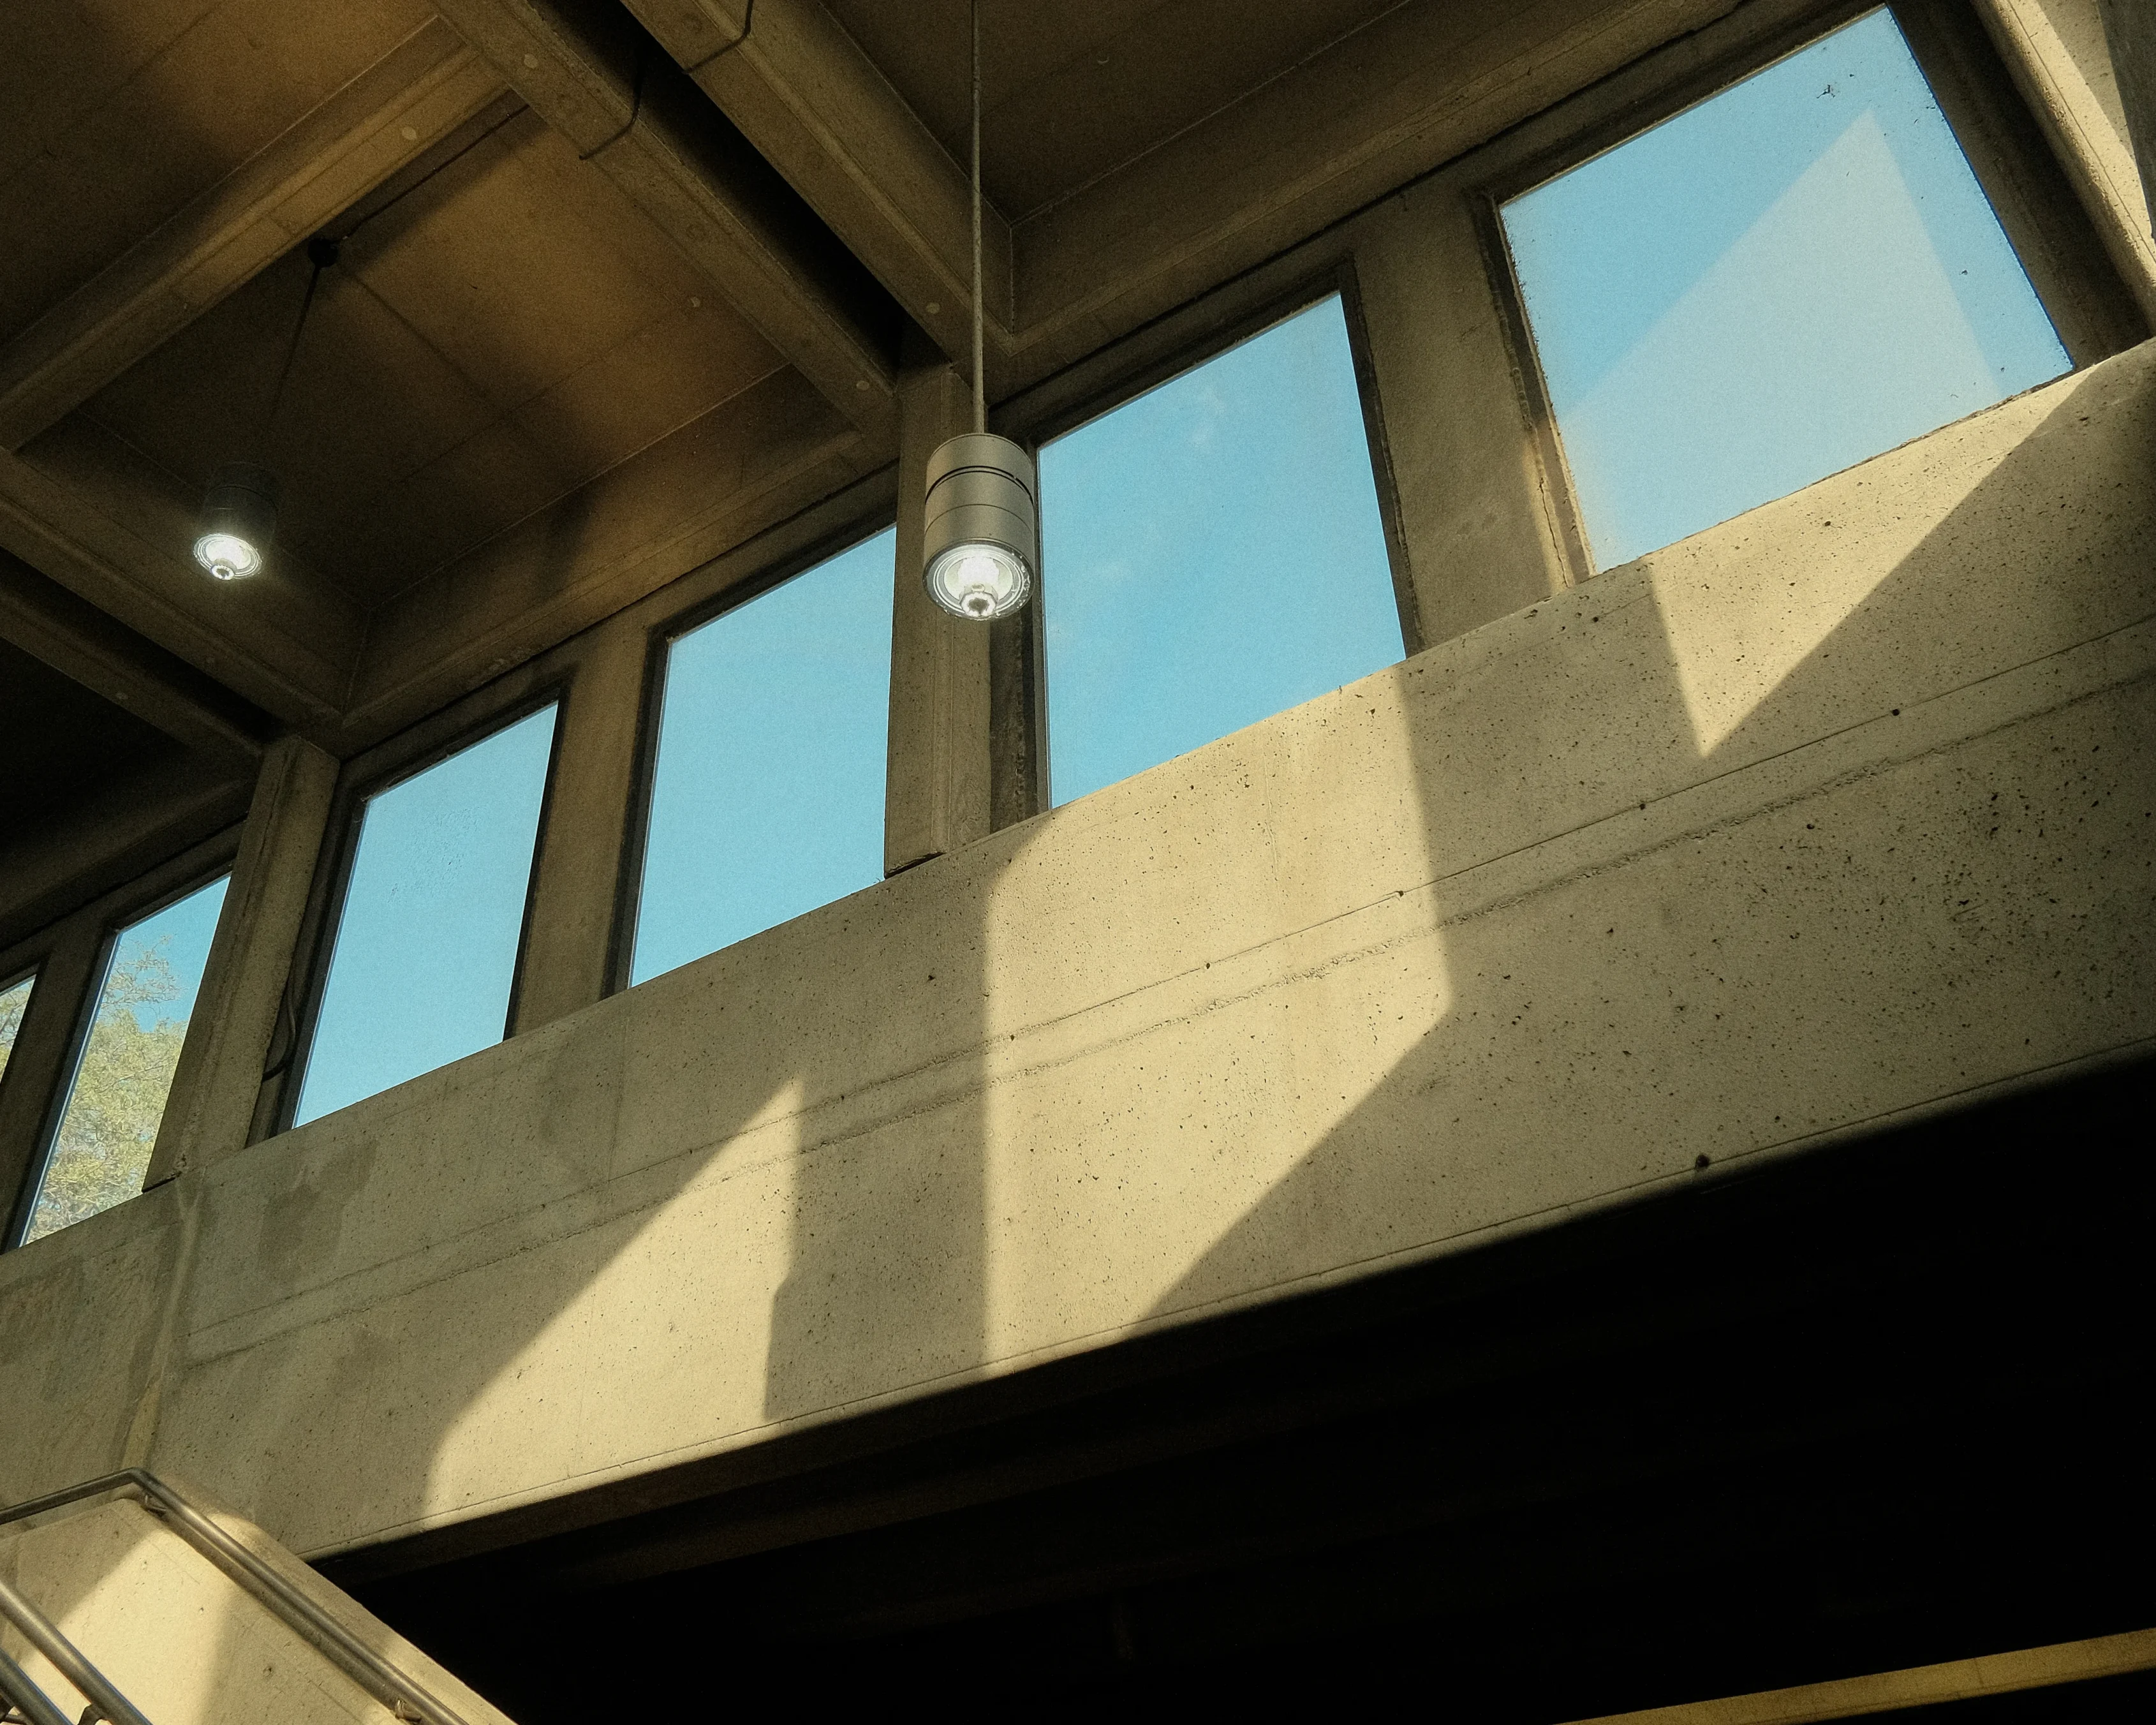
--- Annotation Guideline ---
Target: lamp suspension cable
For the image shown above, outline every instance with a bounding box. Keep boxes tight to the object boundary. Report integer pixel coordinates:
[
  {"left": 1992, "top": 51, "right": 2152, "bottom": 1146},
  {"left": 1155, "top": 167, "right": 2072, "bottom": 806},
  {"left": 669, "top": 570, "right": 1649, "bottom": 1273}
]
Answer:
[{"left": 971, "top": 0, "right": 984, "bottom": 436}]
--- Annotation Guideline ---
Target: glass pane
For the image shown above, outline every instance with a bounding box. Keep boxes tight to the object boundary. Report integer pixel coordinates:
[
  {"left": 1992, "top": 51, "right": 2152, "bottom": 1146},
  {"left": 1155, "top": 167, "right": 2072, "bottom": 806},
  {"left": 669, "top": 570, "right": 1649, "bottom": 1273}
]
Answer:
[
  {"left": 294, "top": 705, "right": 556, "bottom": 1126},
  {"left": 1500, "top": 6, "right": 2070, "bottom": 571},
  {"left": 0, "top": 971, "right": 36, "bottom": 1089},
  {"left": 24, "top": 876, "right": 227, "bottom": 1243},
  {"left": 1040, "top": 293, "right": 1402, "bottom": 806},
  {"left": 631, "top": 529, "right": 894, "bottom": 985}
]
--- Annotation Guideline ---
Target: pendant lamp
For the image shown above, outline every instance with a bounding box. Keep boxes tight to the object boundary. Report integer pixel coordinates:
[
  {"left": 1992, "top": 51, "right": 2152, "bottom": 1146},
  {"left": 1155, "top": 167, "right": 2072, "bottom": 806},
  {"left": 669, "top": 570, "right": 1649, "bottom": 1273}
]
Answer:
[
  {"left": 193, "top": 235, "right": 337, "bottom": 580},
  {"left": 922, "top": 0, "right": 1036, "bottom": 621}
]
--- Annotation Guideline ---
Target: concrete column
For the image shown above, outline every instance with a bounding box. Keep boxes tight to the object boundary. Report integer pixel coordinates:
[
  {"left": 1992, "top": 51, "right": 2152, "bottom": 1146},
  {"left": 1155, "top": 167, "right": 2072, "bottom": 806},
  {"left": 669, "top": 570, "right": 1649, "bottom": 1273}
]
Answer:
[
  {"left": 1350, "top": 181, "right": 1582, "bottom": 646},
  {"left": 883, "top": 349, "right": 992, "bottom": 875},
  {"left": 2095, "top": 0, "right": 2156, "bottom": 230},
  {"left": 511, "top": 619, "right": 648, "bottom": 1033},
  {"left": 144, "top": 737, "right": 337, "bottom": 1185}
]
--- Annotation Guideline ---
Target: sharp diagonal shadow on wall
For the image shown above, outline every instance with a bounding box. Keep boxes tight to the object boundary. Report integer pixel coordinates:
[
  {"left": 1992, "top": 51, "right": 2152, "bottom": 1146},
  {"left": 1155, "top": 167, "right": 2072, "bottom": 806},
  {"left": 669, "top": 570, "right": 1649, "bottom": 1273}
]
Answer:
[
  {"left": 24, "top": 340, "right": 2147, "bottom": 1719},
  {"left": 1147, "top": 345, "right": 2156, "bottom": 1322}
]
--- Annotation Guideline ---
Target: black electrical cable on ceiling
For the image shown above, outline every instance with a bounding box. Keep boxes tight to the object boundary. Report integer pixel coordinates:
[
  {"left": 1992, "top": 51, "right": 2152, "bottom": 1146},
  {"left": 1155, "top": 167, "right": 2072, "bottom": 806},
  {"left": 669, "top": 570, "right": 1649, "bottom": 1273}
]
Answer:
[
  {"left": 330, "top": 100, "right": 530, "bottom": 248},
  {"left": 260, "top": 236, "right": 336, "bottom": 454}
]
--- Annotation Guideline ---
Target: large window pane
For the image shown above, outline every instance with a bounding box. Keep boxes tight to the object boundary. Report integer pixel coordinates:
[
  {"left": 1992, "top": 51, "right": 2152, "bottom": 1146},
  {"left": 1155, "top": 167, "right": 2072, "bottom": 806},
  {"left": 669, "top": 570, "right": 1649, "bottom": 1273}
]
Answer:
[
  {"left": 1040, "top": 294, "right": 1402, "bottom": 806},
  {"left": 1499, "top": 6, "right": 2070, "bottom": 571},
  {"left": 295, "top": 705, "right": 556, "bottom": 1126},
  {"left": 631, "top": 529, "right": 894, "bottom": 985},
  {"left": 23, "top": 876, "right": 226, "bottom": 1243},
  {"left": 0, "top": 971, "right": 32, "bottom": 1089}
]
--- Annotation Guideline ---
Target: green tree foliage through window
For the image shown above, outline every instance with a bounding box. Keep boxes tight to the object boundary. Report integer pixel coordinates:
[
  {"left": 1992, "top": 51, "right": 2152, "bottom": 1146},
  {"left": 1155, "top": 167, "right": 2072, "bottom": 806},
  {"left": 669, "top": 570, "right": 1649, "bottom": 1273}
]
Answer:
[
  {"left": 24, "top": 944, "right": 189, "bottom": 1238},
  {"left": 22, "top": 875, "right": 226, "bottom": 1244},
  {"left": 0, "top": 973, "right": 33, "bottom": 1088}
]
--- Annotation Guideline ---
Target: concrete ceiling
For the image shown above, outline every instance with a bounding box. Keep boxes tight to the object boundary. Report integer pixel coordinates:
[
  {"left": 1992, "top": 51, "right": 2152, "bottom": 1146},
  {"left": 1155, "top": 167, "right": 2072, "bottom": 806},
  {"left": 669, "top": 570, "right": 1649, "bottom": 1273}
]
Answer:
[
  {"left": 826, "top": 0, "right": 1404, "bottom": 221},
  {"left": 0, "top": 0, "right": 438, "bottom": 344},
  {"left": 0, "top": 0, "right": 1681, "bottom": 775},
  {"left": 69, "top": 103, "right": 786, "bottom": 607}
]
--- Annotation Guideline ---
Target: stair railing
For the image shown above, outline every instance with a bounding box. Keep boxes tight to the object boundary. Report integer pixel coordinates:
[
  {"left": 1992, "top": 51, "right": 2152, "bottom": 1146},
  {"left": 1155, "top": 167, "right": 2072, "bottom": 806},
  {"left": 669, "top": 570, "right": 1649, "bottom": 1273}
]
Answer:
[{"left": 0, "top": 1469, "right": 471, "bottom": 1725}]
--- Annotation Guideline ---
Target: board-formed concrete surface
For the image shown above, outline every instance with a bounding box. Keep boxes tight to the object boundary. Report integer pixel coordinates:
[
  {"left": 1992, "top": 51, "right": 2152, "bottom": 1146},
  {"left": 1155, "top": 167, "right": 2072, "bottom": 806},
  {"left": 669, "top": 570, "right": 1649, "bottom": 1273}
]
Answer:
[{"left": 2, "top": 339, "right": 2152, "bottom": 1560}]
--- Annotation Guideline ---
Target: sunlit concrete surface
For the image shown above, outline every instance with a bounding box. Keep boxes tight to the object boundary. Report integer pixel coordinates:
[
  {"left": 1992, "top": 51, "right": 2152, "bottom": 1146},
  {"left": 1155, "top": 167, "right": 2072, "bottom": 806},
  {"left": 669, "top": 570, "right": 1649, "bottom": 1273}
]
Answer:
[{"left": 3, "top": 336, "right": 2148, "bottom": 1559}]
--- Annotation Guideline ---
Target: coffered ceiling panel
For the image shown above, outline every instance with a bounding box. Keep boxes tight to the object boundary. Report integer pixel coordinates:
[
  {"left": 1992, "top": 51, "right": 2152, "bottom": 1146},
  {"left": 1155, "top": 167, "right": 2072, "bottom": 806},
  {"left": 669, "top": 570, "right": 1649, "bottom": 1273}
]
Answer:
[
  {"left": 70, "top": 105, "right": 784, "bottom": 607},
  {"left": 0, "top": 0, "right": 436, "bottom": 342},
  {"left": 825, "top": 0, "right": 1403, "bottom": 221}
]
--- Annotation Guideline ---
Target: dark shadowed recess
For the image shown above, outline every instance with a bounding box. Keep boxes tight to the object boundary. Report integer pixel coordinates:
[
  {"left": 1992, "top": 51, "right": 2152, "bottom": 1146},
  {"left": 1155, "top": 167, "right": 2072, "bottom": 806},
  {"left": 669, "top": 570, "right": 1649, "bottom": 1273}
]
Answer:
[{"left": 330, "top": 1056, "right": 2156, "bottom": 1721}]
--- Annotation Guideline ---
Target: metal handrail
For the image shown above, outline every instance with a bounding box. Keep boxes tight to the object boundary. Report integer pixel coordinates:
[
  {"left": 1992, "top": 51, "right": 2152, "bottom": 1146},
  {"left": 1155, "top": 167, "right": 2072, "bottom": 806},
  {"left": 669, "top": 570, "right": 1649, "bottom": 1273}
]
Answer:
[
  {"left": 0, "top": 1643, "right": 78, "bottom": 1725},
  {"left": 0, "top": 1469, "right": 472, "bottom": 1725},
  {"left": 0, "top": 1571, "right": 148, "bottom": 1725}
]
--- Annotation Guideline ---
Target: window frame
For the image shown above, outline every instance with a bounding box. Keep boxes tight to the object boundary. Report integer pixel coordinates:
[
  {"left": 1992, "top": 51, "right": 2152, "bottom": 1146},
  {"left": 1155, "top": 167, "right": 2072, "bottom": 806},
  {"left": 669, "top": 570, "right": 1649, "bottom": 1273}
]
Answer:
[
  {"left": 1473, "top": 0, "right": 2148, "bottom": 581},
  {"left": 609, "top": 508, "right": 901, "bottom": 996},
  {"left": 993, "top": 267, "right": 1421, "bottom": 811},
  {"left": 271, "top": 685, "right": 569, "bottom": 1138},
  {"left": 0, "top": 830, "right": 239, "bottom": 1248}
]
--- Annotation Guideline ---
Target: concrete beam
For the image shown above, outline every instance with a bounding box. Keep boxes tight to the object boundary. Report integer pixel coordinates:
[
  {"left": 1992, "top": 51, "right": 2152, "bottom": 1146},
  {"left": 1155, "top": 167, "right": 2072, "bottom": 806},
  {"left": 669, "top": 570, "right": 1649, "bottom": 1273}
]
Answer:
[
  {"left": 0, "top": 19, "right": 504, "bottom": 452},
  {"left": 341, "top": 365, "right": 866, "bottom": 749},
  {"left": 883, "top": 351, "right": 989, "bottom": 875},
  {"left": 1978, "top": 0, "right": 2156, "bottom": 325},
  {"left": 2095, "top": 0, "right": 2156, "bottom": 233},
  {"left": 145, "top": 737, "right": 338, "bottom": 1187},
  {"left": 0, "top": 547, "right": 268, "bottom": 773},
  {"left": 432, "top": 0, "right": 899, "bottom": 439},
  {"left": 623, "top": 0, "right": 1015, "bottom": 380}
]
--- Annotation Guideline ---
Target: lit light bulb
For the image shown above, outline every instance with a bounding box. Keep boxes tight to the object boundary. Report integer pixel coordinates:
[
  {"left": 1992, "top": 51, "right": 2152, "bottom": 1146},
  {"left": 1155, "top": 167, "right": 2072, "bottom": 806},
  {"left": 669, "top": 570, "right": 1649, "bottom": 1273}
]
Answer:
[
  {"left": 191, "top": 463, "right": 279, "bottom": 582},
  {"left": 921, "top": 433, "right": 1038, "bottom": 621},
  {"left": 926, "top": 540, "right": 1030, "bottom": 620},
  {"left": 193, "top": 530, "right": 264, "bottom": 581}
]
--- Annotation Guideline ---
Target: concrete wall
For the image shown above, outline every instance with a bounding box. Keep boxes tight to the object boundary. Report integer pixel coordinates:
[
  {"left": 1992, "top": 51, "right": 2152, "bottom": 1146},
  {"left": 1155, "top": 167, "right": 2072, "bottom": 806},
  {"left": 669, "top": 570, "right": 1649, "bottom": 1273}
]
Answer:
[
  {"left": 0, "top": 1491, "right": 510, "bottom": 1723},
  {"left": 1, "top": 337, "right": 2152, "bottom": 1561}
]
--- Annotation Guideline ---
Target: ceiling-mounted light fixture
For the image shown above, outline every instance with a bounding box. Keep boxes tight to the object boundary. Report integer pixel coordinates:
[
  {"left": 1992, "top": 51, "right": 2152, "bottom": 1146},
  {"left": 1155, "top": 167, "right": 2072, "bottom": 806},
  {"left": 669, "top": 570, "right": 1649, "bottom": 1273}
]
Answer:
[
  {"left": 193, "top": 235, "right": 337, "bottom": 581},
  {"left": 193, "top": 464, "right": 279, "bottom": 580},
  {"left": 922, "top": 0, "right": 1035, "bottom": 621}
]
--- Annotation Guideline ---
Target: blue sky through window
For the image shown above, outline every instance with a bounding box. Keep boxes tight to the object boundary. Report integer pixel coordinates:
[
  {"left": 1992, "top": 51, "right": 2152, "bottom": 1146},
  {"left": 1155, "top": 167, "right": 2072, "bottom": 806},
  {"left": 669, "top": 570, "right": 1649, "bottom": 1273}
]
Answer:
[
  {"left": 1040, "top": 293, "right": 1402, "bottom": 806},
  {"left": 294, "top": 706, "right": 556, "bottom": 1126},
  {"left": 1500, "top": 6, "right": 2069, "bottom": 570},
  {"left": 631, "top": 528, "right": 894, "bottom": 986}
]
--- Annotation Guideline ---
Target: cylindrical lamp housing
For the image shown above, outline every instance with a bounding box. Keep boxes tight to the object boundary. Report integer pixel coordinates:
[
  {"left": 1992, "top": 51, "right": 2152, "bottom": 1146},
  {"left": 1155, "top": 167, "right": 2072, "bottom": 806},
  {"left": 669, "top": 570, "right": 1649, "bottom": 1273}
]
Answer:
[
  {"left": 922, "top": 433, "right": 1036, "bottom": 620},
  {"left": 193, "top": 463, "right": 279, "bottom": 581}
]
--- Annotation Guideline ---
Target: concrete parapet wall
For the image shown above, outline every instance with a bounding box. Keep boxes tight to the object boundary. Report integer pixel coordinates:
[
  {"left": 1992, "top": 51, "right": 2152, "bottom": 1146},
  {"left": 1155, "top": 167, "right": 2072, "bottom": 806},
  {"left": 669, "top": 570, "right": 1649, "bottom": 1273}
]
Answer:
[{"left": 3, "top": 342, "right": 2153, "bottom": 1560}]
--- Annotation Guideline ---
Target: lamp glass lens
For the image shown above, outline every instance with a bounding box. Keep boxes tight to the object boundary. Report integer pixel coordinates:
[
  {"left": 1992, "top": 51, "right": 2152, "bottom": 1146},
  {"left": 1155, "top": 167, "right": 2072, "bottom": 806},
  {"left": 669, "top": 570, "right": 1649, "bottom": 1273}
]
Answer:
[
  {"left": 926, "top": 542, "right": 1030, "bottom": 620},
  {"left": 193, "top": 531, "right": 263, "bottom": 581}
]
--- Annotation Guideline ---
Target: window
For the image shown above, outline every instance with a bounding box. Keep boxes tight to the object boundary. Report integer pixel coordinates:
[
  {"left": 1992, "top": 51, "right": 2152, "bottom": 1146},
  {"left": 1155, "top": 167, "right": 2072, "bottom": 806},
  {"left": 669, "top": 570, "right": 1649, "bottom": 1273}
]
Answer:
[
  {"left": 1498, "top": 6, "right": 2070, "bottom": 572},
  {"left": 630, "top": 528, "right": 894, "bottom": 985},
  {"left": 20, "top": 876, "right": 227, "bottom": 1243},
  {"left": 1038, "top": 293, "right": 1402, "bottom": 806},
  {"left": 0, "top": 970, "right": 33, "bottom": 1089},
  {"left": 293, "top": 704, "right": 557, "bottom": 1126}
]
